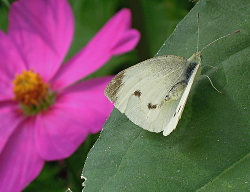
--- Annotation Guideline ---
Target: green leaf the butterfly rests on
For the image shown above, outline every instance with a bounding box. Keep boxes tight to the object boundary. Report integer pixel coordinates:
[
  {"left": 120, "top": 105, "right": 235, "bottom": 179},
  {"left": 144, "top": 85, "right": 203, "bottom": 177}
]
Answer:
[{"left": 82, "top": 0, "right": 250, "bottom": 191}]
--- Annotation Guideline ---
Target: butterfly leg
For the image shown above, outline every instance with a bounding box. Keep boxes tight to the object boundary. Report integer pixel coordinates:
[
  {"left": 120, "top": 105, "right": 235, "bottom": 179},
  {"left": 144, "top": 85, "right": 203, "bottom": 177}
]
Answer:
[{"left": 201, "top": 75, "right": 223, "bottom": 94}]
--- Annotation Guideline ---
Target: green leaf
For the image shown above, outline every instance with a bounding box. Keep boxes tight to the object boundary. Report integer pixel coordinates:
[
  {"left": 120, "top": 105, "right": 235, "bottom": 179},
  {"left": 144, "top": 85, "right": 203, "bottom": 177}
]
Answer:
[
  {"left": 135, "top": 0, "right": 193, "bottom": 57},
  {"left": 82, "top": 0, "right": 250, "bottom": 191}
]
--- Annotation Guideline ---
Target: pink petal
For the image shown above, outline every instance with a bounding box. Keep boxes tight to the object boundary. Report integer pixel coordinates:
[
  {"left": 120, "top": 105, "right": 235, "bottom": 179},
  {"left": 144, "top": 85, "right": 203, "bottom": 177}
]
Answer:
[
  {"left": 0, "top": 101, "right": 23, "bottom": 153},
  {"left": 0, "top": 117, "right": 44, "bottom": 192},
  {"left": 51, "top": 8, "right": 140, "bottom": 90},
  {"left": 8, "top": 0, "right": 74, "bottom": 82},
  {"left": 0, "top": 31, "right": 26, "bottom": 100},
  {"left": 111, "top": 29, "right": 141, "bottom": 55},
  {"left": 35, "top": 76, "right": 113, "bottom": 160},
  {"left": 59, "top": 76, "right": 114, "bottom": 134}
]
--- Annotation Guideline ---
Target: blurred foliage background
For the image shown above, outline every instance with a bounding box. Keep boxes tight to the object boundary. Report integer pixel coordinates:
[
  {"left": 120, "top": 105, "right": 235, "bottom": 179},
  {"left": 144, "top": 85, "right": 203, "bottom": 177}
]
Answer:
[{"left": 0, "top": 0, "right": 196, "bottom": 191}]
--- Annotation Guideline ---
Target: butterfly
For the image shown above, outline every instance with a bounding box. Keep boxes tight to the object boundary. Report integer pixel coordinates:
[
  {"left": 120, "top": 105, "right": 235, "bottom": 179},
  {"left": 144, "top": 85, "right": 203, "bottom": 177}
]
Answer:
[{"left": 105, "top": 14, "right": 240, "bottom": 136}]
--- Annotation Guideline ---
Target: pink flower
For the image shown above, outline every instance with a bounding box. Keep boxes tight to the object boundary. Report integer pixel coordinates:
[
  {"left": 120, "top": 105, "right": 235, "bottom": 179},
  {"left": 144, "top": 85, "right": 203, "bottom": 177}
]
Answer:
[{"left": 0, "top": 0, "right": 140, "bottom": 191}]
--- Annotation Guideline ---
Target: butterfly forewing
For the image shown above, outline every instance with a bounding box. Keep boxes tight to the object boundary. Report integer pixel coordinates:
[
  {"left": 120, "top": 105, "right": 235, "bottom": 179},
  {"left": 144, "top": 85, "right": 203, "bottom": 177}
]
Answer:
[{"left": 105, "top": 55, "right": 189, "bottom": 133}]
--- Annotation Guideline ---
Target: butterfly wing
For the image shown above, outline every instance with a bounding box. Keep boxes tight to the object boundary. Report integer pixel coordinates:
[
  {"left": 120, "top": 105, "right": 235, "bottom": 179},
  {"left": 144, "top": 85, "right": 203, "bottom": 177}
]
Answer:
[
  {"left": 163, "top": 63, "right": 201, "bottom": 136},
  {"left": 105, "top": 55, "right": 188, "bottom": 133}
]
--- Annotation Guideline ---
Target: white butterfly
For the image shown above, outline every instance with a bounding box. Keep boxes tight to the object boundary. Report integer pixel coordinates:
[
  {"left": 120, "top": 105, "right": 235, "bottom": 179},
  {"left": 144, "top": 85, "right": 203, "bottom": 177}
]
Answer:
[{"left": 105, "top": 14, "right": 240, "bottom": 136}]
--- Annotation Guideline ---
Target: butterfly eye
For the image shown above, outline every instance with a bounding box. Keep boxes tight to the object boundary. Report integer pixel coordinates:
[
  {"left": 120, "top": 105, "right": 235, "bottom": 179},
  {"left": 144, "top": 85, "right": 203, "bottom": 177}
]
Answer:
[{"left": 165, "top": 80, "right": 187, "bottom": 101}]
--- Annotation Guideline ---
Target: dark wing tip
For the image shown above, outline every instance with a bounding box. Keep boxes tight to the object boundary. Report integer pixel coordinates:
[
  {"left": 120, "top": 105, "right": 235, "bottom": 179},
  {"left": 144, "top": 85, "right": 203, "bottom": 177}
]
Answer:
[{"left": 105, "top": 71, "right": 125, "bottom": 102}]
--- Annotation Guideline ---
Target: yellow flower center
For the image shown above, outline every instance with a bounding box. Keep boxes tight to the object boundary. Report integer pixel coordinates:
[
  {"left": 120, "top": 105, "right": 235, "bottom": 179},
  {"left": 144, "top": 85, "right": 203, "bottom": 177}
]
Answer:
[{"left": 12, "top": 70, "right": 55, "bottom": 115}]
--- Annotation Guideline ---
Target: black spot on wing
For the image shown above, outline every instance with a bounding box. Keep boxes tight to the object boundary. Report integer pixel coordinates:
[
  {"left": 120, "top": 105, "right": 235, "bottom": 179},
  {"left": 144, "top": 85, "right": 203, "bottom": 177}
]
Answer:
[
  {"left": 173, "top": 112, "right": 176, "bottom": 117},
  {"left": 177, "top": 105, "right": 182, "bottom": 113},
  {"left": 148, "top": 103, "right": 157, "bottom": 109},
  {"left": 173, "top": 105, "right": 182, "bottom": 117},
  {"left": 134, "top": 90, "right": 141, "bottom": 97}
]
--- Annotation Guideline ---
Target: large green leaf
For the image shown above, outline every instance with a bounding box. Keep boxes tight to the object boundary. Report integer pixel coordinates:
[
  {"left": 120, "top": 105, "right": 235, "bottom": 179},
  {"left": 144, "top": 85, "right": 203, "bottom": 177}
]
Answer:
[
  {"left": 135, "top": 0, "right": 194, "bottom": 57},
  {"left": 82, "top": 0, "right": 250, "bottom": 191}
]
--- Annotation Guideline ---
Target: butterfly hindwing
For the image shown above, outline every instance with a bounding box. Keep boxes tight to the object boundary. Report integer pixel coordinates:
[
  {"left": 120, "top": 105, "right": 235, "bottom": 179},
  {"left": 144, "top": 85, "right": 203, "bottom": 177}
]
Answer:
[{"left": 163, "top": 63, "right": 201, "bottom": 136}]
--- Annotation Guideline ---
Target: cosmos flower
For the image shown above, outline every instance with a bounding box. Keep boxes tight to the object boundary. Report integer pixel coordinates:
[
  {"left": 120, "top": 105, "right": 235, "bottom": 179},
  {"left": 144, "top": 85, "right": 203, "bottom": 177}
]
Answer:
[{"left": 0, "top": 0, "right": 140, "bottom": 191}]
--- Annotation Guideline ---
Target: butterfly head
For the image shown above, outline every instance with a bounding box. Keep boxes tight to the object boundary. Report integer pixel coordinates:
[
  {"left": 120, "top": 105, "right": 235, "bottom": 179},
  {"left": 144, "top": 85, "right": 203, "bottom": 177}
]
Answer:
[{"left": 187, "top": 51, "right": 202, "bottom": 65}]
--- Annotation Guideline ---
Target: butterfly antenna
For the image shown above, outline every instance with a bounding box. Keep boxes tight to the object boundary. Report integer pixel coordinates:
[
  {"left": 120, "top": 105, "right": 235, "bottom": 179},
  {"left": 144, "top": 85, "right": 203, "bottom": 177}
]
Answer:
[
  {"left": 200, "top": 29, "right": 240, "bottom": 52},
  {"left": 197, "top": 13, "right": 200, "bottom": 52}
]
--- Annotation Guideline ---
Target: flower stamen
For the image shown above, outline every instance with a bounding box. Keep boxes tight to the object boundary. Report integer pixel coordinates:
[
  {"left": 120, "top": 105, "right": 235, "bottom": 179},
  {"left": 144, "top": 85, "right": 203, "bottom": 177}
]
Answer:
[{"left": 12, "top": 70, "right": 54, "bottom": 115}]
